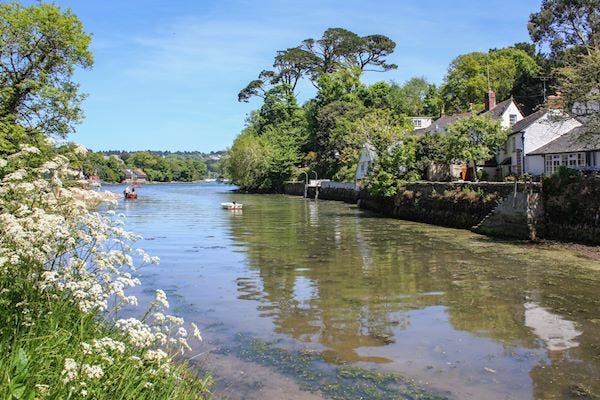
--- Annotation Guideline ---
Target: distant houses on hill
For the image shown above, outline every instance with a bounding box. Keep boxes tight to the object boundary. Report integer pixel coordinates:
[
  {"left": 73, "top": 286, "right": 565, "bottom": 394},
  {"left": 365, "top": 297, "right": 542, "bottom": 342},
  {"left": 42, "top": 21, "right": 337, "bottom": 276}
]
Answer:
[{"left": 123, "top": 168, "right": 147, "bottom": 184}]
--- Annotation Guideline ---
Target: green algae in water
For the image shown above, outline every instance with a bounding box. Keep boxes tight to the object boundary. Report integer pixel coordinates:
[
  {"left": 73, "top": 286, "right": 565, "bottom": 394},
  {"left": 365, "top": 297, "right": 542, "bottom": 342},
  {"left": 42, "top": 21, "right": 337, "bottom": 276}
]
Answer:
[{"left": 223, "top": 334, "right": 448, "bottom": 400}]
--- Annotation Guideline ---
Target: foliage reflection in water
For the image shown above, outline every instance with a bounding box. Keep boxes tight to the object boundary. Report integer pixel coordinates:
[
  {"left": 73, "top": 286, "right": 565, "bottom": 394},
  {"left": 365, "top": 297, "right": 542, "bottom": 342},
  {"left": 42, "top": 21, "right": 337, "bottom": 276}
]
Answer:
[{"left": 119, "top": 183, "right": 600, "bottom": 400}]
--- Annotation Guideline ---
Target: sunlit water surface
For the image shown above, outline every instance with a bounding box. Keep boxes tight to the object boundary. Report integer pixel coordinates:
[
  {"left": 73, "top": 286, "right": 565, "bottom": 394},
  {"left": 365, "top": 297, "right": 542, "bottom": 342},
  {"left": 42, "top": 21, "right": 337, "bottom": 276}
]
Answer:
[{"left": 114, "top": 183, "right": 600, "bottom": 400}]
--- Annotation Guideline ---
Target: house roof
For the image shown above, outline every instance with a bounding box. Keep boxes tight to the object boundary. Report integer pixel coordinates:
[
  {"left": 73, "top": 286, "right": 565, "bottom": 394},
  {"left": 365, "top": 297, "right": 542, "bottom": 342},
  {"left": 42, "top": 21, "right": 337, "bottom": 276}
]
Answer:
[
  {"left": 510, "top": 110, "right": 545, "bottom": 134},
  {"left": 412, "top": 112, "right": 474, "bottom": 135},
  {"left": 411, "top": 98, "right": 519, "bottom": 136},
  {"left": 481, "top": 98, "right": 516, "bottom": 121},
  {"left": 529, "top": 126, "right": 600, "bottom": 155}
]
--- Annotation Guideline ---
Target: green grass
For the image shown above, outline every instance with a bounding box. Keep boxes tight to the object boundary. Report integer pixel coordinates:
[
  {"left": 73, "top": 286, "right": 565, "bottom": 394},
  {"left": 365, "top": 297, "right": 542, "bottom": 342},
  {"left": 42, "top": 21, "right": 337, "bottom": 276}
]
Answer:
[{"left": 0, "top": 274, "right": 212, "bottom": 400}]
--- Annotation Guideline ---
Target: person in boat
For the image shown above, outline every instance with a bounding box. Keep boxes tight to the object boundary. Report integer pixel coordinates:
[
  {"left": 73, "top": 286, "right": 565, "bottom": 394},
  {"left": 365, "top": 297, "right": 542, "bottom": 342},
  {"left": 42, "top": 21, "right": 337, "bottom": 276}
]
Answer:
[{"left": 123, "top": 186, "right": 131, "bottom": 197}]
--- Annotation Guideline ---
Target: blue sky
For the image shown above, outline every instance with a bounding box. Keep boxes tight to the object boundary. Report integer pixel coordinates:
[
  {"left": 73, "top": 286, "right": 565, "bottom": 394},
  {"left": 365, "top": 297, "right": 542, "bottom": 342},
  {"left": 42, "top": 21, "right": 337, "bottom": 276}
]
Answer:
[{"left": 39, "top": 0, "right": 542, "bottom": 151}]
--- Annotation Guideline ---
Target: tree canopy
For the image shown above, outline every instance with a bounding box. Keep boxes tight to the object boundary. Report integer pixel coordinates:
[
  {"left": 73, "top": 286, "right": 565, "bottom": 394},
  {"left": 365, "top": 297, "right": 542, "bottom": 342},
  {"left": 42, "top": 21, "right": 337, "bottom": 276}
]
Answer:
[
  {"left": 0, "top": 3, "right": 93, "bottom": 137},
  {"left": 528, "top": 0, "right": 600, "bottom": 57},
  {"left": 445, "top": 115, "right": 509, "bottom": 168},
  {"left": 441, "top": 48, "right": 539, "bottom": 113},
  {"left": 238, "top": 27, "right": 397, "bottom": 102}
]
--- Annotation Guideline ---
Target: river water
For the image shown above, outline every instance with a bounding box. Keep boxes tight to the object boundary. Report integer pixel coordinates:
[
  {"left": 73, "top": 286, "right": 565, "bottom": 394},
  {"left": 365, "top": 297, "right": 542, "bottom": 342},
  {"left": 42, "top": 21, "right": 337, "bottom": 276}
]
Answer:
[{"left": 116, "top": 183, "right": 600, "bottom": 400}]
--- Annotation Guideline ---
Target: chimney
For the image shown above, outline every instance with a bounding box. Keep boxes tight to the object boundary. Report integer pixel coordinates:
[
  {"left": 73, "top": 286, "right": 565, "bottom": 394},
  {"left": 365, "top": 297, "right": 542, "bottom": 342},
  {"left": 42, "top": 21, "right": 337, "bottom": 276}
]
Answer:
[
  {"left": 547, "top": 91, "right": 564, "bottom": 110},
  {"left": 485, "top": 90, "right": 496, "bottom": 111}
]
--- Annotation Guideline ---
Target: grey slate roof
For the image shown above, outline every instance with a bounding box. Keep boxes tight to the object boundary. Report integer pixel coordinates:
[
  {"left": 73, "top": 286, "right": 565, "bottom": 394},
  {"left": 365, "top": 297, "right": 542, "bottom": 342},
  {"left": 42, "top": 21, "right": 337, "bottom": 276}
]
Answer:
[
  {"left": 529, "top": 126, "right": 600, "bottom": 155},
  {"left": 412, "top": 112, "right": 474, "bottom": 135},
  {"left": 481, "top": 98, "right": 515, "bottom": 121},
  {"left": 510, "top": 110, "right": 545, "bottom": 134},
  {"left": 412, "top": 97, "right": 518, "bottom": 136}
]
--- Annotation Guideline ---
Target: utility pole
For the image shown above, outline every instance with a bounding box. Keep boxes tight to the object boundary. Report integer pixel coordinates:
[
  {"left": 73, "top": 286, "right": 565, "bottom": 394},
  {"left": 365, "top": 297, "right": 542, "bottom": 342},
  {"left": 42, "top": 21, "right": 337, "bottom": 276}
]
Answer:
[{"left": 535, "top": 76, "right": 551, "bottom": 102}]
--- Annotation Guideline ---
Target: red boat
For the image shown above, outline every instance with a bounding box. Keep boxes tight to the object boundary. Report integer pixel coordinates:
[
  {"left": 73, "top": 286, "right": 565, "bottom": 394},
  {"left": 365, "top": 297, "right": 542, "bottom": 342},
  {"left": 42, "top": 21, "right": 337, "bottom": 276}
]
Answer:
[{"left": 124, "top": 192, "right": 138, "bottom": 199}]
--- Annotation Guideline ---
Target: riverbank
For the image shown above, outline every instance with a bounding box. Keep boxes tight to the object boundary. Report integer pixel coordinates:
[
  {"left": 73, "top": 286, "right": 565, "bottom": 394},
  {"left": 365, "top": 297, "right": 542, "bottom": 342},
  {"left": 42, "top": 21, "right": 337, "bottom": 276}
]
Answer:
[{"left": 282, "top": 174, "right": 600, "bottom": 246}]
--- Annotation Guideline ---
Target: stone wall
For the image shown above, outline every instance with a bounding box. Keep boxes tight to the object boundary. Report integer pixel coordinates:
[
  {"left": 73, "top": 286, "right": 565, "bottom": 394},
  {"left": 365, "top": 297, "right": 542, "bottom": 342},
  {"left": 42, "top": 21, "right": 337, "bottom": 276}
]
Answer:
[
  {"left": 358, "top": 181, "right": 541, "bottom": 231},
  {"left": 357, "top": 184, "right": 507, "bottom": 230},
  {"left": 282, "top": 182, "right": 305, "bottom": 196},
  {"left": 472, "top": 191, "right": 543, "bottom": 240},
  {"left": 318, "top": 185, "right": 358, "bottom": 203},
  {"left": 283, "top": 179, "right": 600, "bottom": 244},
  {"left": 282, "top": 181, "right": 358, "bottom": 203},
  {"left": 542, "top": 171, "right": 600, "bottom": 245}
]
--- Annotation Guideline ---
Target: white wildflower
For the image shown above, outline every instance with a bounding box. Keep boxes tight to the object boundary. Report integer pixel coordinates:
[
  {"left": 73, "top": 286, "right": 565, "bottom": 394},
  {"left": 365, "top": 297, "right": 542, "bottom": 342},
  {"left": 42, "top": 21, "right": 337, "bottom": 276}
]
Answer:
[
  {"left": 177, "top": 327, "right": 188, "bottom": 338},
  {"left": 155, "top": 289, "right": 169, "bottom": 308},
  {"left": 19, "top": 144, "right": 41, "bottom": 155},
  {"left": 166, "top": 315, "right": 184, "bottom": 325},
  {"left": 143, "top": 349, "right": 168, "bottom": 363},
  {"left": 153, "top": 312, "right": 166, "bottom": 324},
  {"left": 62, "top": 358, "right": 79, "bottom": 384},
  {"left": 191, "top": 322, "right": 203, "bottom": 341},
  {"left": 3, "top": 169, "right": 27, "bottom": 181},
  {"left": 81, "top": 342, "right": 92, "bottom": 355},
  {"left": 81, "top": 364, "right": 104, "bottom": 380}
]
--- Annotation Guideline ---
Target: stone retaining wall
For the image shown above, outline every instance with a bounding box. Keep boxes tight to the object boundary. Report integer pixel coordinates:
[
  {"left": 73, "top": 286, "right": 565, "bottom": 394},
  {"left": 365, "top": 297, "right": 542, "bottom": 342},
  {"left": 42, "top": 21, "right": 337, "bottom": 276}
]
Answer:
[
  {"left": 542, "top": 171, "right": 600, "bottom": 245},
  {"left": 359, "top": 182, "right": 540, "bottom": 232}
]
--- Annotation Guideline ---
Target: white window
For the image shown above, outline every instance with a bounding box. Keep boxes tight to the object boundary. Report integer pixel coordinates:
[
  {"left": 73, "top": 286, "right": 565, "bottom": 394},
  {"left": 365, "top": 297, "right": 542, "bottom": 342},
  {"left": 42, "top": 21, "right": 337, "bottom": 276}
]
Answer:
[
  {"left": 413, "top": 119, "right": 422, "bottom": 127},
  {"left": 509, "top": 114, "right": 518, "bottom": 126},
  {"left": 511, "top": 136, "right": 517, "bottom": 153},
  {"left": 544, "top": 153, "right": 587, "bottom": 175}
]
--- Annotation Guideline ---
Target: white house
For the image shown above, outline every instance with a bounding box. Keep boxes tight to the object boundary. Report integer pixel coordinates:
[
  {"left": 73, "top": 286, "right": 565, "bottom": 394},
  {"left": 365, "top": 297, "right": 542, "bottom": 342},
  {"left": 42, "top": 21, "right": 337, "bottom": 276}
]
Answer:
[
  {"left": 412, "top": 91, "right": 524, "bottom": 136},
  {"left": 411, "top": 116, "right": 433, "bottom": 130},
  {"left": 354, "top": 143, "right": 377, "bottom": 186},
  {"left": 503, "top": 110, "right": 582, "bottom": 176},
  {"left": 481, "top": 91, "right": 524, "bottom": 130},
  {"left": 355, "top": 91, "right": 526, "bottom": 182},
  {"left": 527, "top": 125, "right": 600, "bottom": 175}
]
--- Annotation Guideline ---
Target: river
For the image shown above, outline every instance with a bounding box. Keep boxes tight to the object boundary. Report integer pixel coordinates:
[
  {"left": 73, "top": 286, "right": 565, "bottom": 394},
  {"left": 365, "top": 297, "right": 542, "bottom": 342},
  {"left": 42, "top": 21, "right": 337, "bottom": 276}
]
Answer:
[{"left": 116, "top": 183, "right": 600, "bottom": 400}]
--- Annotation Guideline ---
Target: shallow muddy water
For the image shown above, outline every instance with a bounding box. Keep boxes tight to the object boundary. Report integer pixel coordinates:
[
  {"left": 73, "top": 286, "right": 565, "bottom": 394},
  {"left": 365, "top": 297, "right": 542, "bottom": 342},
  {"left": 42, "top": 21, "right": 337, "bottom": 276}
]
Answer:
[{"left": 115, "top": 183, "right": 600, "bottom": 400}]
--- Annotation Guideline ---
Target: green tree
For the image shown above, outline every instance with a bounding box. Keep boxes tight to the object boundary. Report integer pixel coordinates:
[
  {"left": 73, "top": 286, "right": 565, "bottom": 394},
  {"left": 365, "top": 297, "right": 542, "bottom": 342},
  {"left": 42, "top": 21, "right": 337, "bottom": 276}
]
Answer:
[
  {"left": 0, "top": 3, "right": 93, "bottom": 137},
  {"left": 445, "top": 115, "right": 509, "bottom": 180},
  {"left": 415, "top": 133, "right": 447, "bottom": 179},
  {"left": 399, "top": 77, "right": 433, "bottom": 116},
  {"left": 423, "top": 85, "right": 444, "bottom": 118},
  {"left": 441, "top": 48, "right": 539, "bottom": 113},
  {"left": 528, "top": 0, "right": 600, "bottom": 57},
  {"left": 230, "top": 84, "right": 308, "bottom": 190},
  {"left": 227, "top": 130, "right": 271, "bottom": 189},
  {"left": 301, "top": 28, "right": 397, "bottom": 83},
  {"left": 366, "top": 136, "right": 420, "bottom": 197},
  {"left": 238, "top": 28, "right": 397, "bottom": 102},
  {"left": 556, "top": 50, "right": 600, "bottom": 128}
]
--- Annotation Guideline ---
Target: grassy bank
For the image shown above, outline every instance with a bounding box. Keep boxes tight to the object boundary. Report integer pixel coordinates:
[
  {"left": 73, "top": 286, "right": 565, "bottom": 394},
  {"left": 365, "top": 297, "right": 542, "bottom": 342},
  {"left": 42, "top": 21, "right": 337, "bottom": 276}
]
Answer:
[
  {"left": 0, "top": 148, "right": 212, "bottom": 399},
  {"left": 0, "top": 283, "right": 211, "bottom": 399}
]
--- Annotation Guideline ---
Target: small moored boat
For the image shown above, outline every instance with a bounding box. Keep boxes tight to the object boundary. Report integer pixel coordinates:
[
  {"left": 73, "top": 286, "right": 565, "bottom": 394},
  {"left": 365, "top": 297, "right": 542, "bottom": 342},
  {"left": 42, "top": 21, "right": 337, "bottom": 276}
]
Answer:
[{"left": 221, "top": 202, "right": 242, "bottom": 210}]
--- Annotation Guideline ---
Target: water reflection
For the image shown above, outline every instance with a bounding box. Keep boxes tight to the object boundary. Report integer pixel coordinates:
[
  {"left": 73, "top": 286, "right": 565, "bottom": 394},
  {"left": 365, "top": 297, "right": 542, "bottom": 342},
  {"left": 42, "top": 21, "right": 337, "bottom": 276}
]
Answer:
[
  {"left": 524, "top": 302, "right": 581, "bottom": 351},
  {"left": 117, "top": 184, "right": 600, "bottom": 400},
  {"left": 225, "top": 195, "right": 600, "bottom": 399}
]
